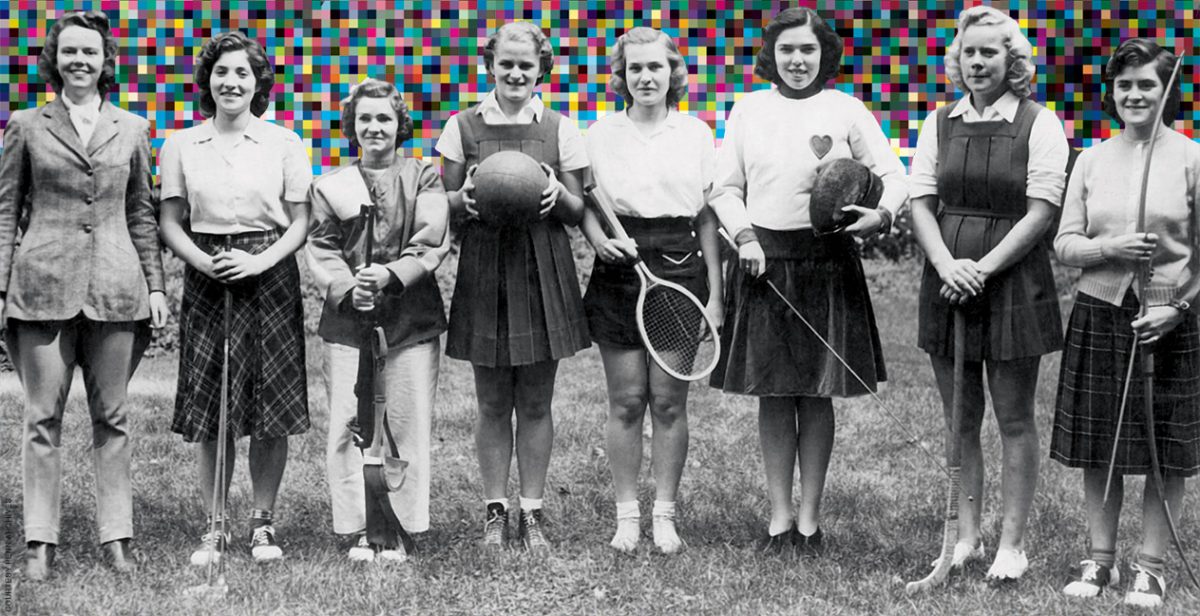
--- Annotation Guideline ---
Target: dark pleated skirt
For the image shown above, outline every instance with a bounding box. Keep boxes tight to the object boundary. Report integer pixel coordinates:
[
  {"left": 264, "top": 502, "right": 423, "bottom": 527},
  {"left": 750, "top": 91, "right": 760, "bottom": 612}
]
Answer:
[
  {"left": 172, "top": 231, "right": 310, "bottom": 443},
  {"left": 446, "top": 219, "right": 590, "bottom": 367},
  {"left": 709, "top": 227, "right": 886, "bottom": 397},
  {"left": 917, "top": 211, "right": 1062, "bottom": 361},
  {"left": 584, "top": 216, "right": 708, "bottom": 349},
  {"left": 1050, "top": 291, "right": 1200, "bottom": 476}
]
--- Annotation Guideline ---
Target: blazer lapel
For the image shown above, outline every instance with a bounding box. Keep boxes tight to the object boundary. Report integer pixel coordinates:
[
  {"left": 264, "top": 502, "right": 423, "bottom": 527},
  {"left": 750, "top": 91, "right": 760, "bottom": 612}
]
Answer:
[
  {"left": 87, "top": 102, "right": 121, "bottom": 159},
  {"left": 41, "top": 99, "right": 90, "bottom": 167}
]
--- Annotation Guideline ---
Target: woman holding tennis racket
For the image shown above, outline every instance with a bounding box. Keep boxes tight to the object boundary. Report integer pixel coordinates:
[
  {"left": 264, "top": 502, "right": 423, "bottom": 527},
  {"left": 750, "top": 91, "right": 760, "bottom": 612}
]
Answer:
[
  {"left": 708, "top": 8, "right": 907, "bottom": 555},
  {"left": 581, "top": 27, "right": 728, "bottom": 554},
  {"left": 1051, "top": 39, "right": 1199, "bottom": 607},
  {"left": 437, "top": 22, "right": 591, "bottom": 551},
  {"left": 159, "top": 31, "right": 312, "bottom": 566},
  {"left": 909, "top": 6, "right": 1068, "bottom": 581}
]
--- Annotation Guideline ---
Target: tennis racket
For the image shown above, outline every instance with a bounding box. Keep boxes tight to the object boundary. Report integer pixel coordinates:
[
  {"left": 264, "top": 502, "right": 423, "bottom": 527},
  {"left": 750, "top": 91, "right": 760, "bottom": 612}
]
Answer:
[{"left": 586, "top": 185, "right": 720, "bottom": 381}]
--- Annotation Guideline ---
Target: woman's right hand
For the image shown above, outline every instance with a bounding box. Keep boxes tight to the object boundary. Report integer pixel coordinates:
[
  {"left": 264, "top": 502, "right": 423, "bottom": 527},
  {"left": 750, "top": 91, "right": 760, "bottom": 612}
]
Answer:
[
  {"left": 595, "top": 238, "right": 638, "bottom": 264},
  {"left": 460, "top": 164, "right": 480, "bottom": 220},
  {"left": 935, "top": 258, "right": 985, "bottom": 298},
  {"left": 1101, "top": 232, "right": 1158, "bottom": 263},
  {"left": 351, "top": 286, "right": 377, "bottom": 312},
  {"left": 739, "top": 241, "right": 767, "bottom": 278}
]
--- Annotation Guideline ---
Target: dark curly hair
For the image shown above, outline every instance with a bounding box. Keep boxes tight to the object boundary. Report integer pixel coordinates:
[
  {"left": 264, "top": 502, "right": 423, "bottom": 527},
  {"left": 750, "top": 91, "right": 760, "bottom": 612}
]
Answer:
[
  {"left": 340, "top": 79, "right": 415, "bottom": 150},
  {"left": 482, "top": 22, "right": 555, "bottom": 85},
  {"left": 195, "top": 31, "right": 274, "bottom": 118},
  {"left": 1103, "top": 38, "right": 1182, "bottom": 128},
  {"left": 754, "top": 8, "right": 843, "bottom": 88},
  {"left": 608, "top": 27, "right": 689, "bottom": 108},
  {"left": 38, "top": 10, "right": 119, "bottom": 97}
]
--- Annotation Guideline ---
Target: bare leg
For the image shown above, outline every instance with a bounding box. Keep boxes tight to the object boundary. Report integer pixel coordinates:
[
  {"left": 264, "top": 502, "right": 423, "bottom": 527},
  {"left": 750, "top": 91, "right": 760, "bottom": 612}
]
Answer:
[
  {"left": 986, "top": 357, "right": 1041, "bottom": 553},
  {"left": 759, "top": 397, "right": 798, "bottom": 535},
  {"left": 1082, "top": 468, "right": 1121, "bottom": 555},
  {"left": 249, "top": 436, "right": 289, "bottom": 512},
  {"left": 930, "top": 355, "right": 986, "bottom": 548},
  {"left": 795, "top": 396, "right": 833, "bottom": 536},
  {"left": 513, "top": 360, "right": 559, "bottom": 500},
  {"left": 198, "top": 437, "right": 236, "bottom": 516},
  {"left": 473, "top": 365, "right": 516, "bottom": 501},
  {"left": 647, "top": 361, "right": 690, "bottom": 504},
  {"left": 600, "top": 347, "right": 649, "bottom": 503},
  {"left": 1139, "top": 474, "right": 1185, "bottom": 562}
]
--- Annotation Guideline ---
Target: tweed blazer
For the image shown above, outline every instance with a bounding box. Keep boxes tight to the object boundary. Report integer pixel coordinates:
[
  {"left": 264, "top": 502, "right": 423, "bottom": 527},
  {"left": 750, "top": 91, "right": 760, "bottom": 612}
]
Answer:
[{"left": 0, "top": 98, "right": 164, "bottom": 322}]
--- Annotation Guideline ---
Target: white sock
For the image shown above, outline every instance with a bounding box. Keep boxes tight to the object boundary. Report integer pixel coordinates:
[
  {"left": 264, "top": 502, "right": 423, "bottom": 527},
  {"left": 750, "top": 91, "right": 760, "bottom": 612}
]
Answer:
[
  {"left": 484, "top": 498, "right": 508, "bottom": 510},
  {"left": 611, "top": 501, "right": 640, "bottom": 552},
  {"left": 519, "top": 496, "right": 543, "bottom": 512},
  {"left": 653, "top": 500, "right": 682, "bottom": 553}
]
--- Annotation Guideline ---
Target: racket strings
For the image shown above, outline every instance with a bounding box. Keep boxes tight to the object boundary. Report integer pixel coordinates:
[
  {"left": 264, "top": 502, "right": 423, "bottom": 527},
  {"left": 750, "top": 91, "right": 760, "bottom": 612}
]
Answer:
[{"left": 641, "top": 286, "right": 716, "bottom": 378}]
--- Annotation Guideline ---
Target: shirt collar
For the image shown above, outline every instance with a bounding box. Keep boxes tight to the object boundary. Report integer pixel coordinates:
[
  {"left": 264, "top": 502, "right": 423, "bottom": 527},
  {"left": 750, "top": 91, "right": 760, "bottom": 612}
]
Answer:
[
  {"left": 476, "top": 90, "right": 543, "bottom": 123},
  {"left": 191, "top": 115, "right": 271, "bottom": 144},
  {"left": 949, "top": 90, "right": 1021, "bottom": 123},
  {"left": 60, "top": 93, "right": 102, "bottom": 119},
  {"left": 612, "top": 108, "right": 682, "bottom": 136}
]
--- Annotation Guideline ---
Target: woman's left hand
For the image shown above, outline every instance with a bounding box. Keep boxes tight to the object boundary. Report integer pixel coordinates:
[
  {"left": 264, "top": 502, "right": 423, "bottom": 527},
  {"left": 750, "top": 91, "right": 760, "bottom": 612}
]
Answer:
[
  {"left": 148, "top": 291, "right": 169, "bottom": 329},
  {"left": 539, "top": 163, "right": 564, "bottom": 217},
  {"left": 704, "top": 297, "right": 725, "bottom": 332},
  {"left": 1132, "top": 305, "right": 1186, "bottom": 344},
  {"left": 841, "top": 204, "right": 882, "bottom": 237},
  {"left": 213, "top": 248, "right": 269, "bottom": 282}
]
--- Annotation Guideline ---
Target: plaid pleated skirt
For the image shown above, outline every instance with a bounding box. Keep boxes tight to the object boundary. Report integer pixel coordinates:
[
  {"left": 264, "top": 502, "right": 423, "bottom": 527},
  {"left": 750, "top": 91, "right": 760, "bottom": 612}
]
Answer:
[
  {"left": 446, "top": 219, "right": 590, "bottom": 367},
  {"left": 171, "top": 231, "right": 310, "bottom": 443},
  {"left": 1050, "top": 291, "right": 1200, "bottom": 476},
  {"left": 917, "top": 211, "right": 1062, "bottom": 361},
  {"left": 584, "top": 216, "right": 708, "bottom": 349},
  {"left": 709, "top": 227, "right": 886, "bottom": 397}
]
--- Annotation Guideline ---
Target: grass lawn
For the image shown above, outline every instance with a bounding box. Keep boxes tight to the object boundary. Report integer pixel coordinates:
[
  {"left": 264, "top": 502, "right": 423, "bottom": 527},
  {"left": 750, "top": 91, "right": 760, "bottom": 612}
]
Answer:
[{"left": 1, "top": 257, "right": 1197, "bottom": 615}]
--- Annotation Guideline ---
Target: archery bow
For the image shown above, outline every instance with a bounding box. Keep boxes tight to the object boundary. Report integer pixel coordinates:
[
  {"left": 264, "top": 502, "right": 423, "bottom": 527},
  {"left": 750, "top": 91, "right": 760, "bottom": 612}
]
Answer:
[{"left": 1101, "top": 55, "right": 1197, "bottom": 589}]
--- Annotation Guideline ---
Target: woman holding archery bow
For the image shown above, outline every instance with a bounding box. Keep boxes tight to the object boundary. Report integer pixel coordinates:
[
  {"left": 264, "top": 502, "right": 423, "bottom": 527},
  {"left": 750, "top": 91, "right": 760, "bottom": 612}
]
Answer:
[{"left": 1052, "top": 39, "right": 1200, "bottom": 607}]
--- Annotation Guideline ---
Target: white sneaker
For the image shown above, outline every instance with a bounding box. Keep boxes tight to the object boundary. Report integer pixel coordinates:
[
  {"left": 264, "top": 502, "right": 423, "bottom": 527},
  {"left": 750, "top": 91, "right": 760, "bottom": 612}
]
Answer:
[
  {"left": 930, "top": 540, "right": 986, "bottom": 569},
  {"left": 376, "top": 547, "right": 407, "bottom": 563},
  {"left": 1063, "top": 559, "right": 1120, "bottom": 598},
  {"left": 986, "top": 548, "right": 1029, "bottom": 581},
  {"left": 347, "top": 534, "right": 374, "bottom": 562},
  {"left": 1124, "top": 563, "right": 1166, "bottom": 608},
  {"left": 250, "top": 525, "right": 283, "bottom": 562},
  {"left": 189, "top": 530, "right": 229, "bottom": 567}
]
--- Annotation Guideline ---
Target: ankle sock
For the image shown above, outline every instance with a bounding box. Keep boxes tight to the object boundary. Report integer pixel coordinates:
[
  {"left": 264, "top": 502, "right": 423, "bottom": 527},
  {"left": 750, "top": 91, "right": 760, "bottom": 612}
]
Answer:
[
  {"left": 1091, "top": 547, "right": 1117, "bottom": 569},
  {"left": 1136, "top": 553, "right": 1166, "bottom": 577},
  {"left": 519, "top": 496, "right": 543, "bottom": 512},
  {"left": 250, "top": 509, "right": 273, "bottom": 528},
  {"left": 651, "top": 500, "right": 675, "bottom": 519},
  {"left": 616, "top": 500, "right": 640, "bottom": 520}
]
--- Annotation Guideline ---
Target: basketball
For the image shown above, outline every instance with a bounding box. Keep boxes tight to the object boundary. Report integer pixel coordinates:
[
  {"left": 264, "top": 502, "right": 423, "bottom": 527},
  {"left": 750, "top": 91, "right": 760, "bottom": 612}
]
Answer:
[
  {"left": 809, "top": 158, "right": 883, "bottom": 234},
  {"left": 471, "top": 151, "right": 549, "bottom": 226}
]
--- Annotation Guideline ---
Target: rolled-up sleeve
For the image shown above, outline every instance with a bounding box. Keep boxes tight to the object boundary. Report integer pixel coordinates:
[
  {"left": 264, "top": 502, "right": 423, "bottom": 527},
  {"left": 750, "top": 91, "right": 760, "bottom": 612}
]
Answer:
[
  {"left": 282, "top": 133, "right": 313, "bottom": 204},
  {"left": 848, "top": 100, "right": 908, "bottom": 216},
  {"left": 1026, "top": 108, "right": 1069, "bottom": 206},
  {"left": 908, "top": 111, "right": 940, "bottom": 200}
]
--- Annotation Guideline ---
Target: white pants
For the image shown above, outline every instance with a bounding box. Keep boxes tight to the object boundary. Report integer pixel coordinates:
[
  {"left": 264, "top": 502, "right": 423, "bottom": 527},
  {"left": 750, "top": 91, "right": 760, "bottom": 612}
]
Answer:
[{"left": 324, "top": 338, "right": 438, "bottom": 534}]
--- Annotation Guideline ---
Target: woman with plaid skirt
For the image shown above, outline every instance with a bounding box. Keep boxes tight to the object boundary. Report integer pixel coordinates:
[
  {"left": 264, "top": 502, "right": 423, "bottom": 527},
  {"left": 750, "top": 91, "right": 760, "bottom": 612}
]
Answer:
[
  {"left": 1051, "top": 39, "right": 1200, "bottom": 607},
  {"left": 158, "top": 32, "right": 312, "bottom": 566}
]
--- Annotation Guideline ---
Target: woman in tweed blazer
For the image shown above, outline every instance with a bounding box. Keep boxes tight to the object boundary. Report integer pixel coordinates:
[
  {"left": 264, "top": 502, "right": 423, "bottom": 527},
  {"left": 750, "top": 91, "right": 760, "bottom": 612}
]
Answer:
[{"left": 0, "top": 10, "right": 167, "bottom": 581}]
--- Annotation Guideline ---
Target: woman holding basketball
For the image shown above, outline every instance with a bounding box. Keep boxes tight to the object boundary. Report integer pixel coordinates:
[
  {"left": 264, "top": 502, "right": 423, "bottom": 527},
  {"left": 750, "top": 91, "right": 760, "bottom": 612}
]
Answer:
[
  {"left": 437, "top": 21, "right": 590, "bottom": 551},
  {"left": 909, "top": 6, "right": 1068, "bottom": 580},
  {"left": 708, "top": 7, "right": 907, "bottom": 556},
  {"left": 580, "top": 27, "right": 725, "bottom": 554},
  {"left": 159, "top": 31, "right": 312, "bottom": 565}
]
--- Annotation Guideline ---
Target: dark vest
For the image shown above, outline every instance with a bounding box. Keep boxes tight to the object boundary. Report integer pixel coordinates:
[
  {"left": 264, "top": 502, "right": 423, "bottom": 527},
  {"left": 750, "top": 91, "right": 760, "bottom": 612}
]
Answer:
[{"left": 457, "top": 104, "right": 562, "bottom": 170}]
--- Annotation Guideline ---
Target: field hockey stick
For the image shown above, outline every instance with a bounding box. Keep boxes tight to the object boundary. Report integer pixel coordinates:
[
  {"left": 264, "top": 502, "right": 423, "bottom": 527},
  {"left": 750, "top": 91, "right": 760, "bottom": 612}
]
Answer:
[
  {"left": 906, "top": 309, "right": 964, "bottom": 594},
  {"left": 717, "top": 228, "right": 948, "bottom": 476},
  {"left": 586, "top": 185, "right": 720, "bottom": 381}
]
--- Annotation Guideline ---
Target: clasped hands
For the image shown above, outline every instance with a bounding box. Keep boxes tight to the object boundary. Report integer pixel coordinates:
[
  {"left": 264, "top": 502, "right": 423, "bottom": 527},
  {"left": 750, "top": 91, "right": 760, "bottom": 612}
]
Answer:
[
  {"left": 459, "top": 162, "right": 565, "bottom": 220},
  {"left": 935, "top": 258, "right": 989, "bottom": 305},
  {"left": 351, "top": 263, "right": 393, "bottom": 312}
]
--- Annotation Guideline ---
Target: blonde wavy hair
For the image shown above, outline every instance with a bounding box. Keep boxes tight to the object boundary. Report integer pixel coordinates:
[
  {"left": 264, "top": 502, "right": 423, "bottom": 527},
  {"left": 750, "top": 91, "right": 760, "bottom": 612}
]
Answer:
[{"left": 944, "top": 5, "right": 1035, "bottom": 99}]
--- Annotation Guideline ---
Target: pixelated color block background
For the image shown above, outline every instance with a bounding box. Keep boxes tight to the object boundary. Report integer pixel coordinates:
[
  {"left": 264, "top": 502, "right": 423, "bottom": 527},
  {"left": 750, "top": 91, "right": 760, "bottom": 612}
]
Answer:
[{"left": 0, "top": 1, "right": 1196, "bottom": 173}]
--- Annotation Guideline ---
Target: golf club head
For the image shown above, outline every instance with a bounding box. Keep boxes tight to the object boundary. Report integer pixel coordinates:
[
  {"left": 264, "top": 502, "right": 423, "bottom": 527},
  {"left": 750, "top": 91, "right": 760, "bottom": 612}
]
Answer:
[{"left": 183, "top": 576, "right": 229, "bottom": 601}]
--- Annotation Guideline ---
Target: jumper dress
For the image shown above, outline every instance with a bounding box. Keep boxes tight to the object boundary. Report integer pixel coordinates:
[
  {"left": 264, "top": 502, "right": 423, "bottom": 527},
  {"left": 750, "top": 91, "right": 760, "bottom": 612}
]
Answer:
[
  {"left": 916, "top": 98, "right": 1062, "bottom": 361},
  {"left": 444, "top": 106, "right": 590, "bottom": 367}
]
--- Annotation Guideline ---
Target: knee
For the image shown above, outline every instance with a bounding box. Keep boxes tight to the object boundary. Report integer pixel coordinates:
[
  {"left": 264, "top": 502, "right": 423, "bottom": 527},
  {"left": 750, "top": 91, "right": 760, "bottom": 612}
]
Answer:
[
  {"left": 648, "top": 393, "right": 685, "bottom": 427},
  {"left": 609, "top": 387, "right": 648, "bottom": 426},
  {"left": 476, "top": 389, "right": 515, "bottom": 418},
  {"left": 995, "top": 412, "right": 1037, "bottom": 440}
]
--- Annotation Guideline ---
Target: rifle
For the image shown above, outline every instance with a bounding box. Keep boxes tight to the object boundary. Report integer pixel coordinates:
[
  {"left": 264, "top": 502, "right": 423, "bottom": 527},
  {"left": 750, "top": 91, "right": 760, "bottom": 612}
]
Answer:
[{"left": 352, "top": 199, "right": 413, "bottom": 554}]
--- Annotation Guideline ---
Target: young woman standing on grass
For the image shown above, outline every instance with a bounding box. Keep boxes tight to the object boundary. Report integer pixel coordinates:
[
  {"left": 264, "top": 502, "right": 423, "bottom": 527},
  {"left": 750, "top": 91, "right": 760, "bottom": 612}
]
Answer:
[
  {"left": 708, "top": 7, "right": 907, "bottom": 556},
  {"left": 1051, "top": 39, "right": 1200, "bottom": 608},
  {"left": 0, "top": 9, "right": 167, "bottom": 580},
  {"left": 910, "top": 5, "right": 1068, "bottom": 581},
  {"left": 308, "top": 78, "right": 450, "bottom": 563},
  {"left": 158, "top": 31, "right": 312, "bottom": 566},
  {"left": 436, "top": 21, "right": 591, "bottom": 552},
  {"left": 581, "top": 27, "right": 728, "bottom": 554}
]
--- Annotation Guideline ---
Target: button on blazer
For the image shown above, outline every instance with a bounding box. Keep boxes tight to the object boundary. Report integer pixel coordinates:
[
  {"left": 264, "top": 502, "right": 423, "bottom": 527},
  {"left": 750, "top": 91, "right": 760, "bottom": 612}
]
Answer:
[{"left": 0, "top": 98, "right": 164, "bottom": 322}]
